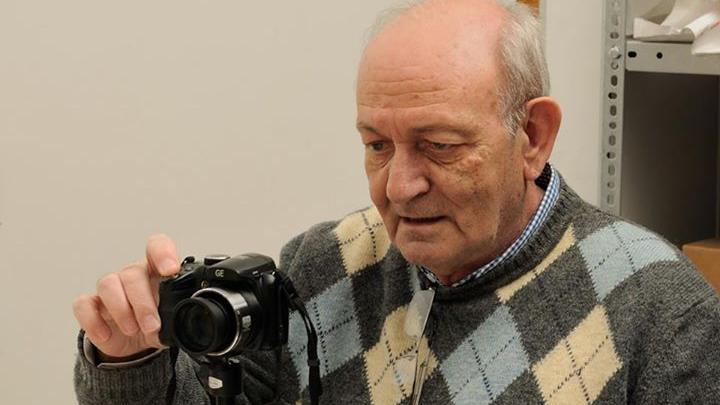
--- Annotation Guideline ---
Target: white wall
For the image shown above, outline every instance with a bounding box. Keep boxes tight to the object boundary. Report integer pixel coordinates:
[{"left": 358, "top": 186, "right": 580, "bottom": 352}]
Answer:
[
  {"left": 545, "top": 0, "right": 604, "bottom": 204},
  {"left": 0, "top": 1, "right": 603, "bottom": 403}
]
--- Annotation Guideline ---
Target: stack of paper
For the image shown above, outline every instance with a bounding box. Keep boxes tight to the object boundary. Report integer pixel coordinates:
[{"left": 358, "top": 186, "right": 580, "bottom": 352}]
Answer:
[
  {"left": 693, "top": 21, "right": 720, "bottom": 54},
  {"left": 627, "top": 0, "right": 677, "bottom": 35},
  {"left": 633, "top": 0, "right": 720, "bottom": 54}
]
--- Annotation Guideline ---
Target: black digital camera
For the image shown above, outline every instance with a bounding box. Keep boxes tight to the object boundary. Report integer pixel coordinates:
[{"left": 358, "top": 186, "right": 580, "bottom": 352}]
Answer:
[
  {"left": 158, "top": 254, "right": 289, "bottom": 357},
  {"left": 158, "top": 253, "right": 322, "bottom": 404}
]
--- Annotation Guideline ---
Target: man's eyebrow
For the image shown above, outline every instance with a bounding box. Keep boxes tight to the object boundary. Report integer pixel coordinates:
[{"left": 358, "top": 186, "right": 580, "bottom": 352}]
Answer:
[
  {"left": 413, "top": 125, "right": 474, "bottom": 138},
  {"left": 355, "top": 123, "right": 474, "bottom": 138},
  {"left": 356, "top": 122, "right": 380, "bottom": 134}
]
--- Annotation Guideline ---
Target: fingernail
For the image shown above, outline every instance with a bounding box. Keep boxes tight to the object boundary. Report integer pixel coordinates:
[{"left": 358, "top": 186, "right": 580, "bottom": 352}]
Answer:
[
  {"left": 143, "top": 315, "right": 161, "bottom": 333},
  {"left": 161, "top": 259, "right": 177, "bottom": 274}
]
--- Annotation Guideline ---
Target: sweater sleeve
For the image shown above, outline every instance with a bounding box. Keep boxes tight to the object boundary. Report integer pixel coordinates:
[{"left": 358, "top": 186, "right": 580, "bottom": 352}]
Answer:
[
  {"left": 74, "top": 332, "right": 210, "bottom": 404},
  {"left": 74, "top": 333, "right": 294, "bottom": 404},
  {"left": 633, "top": 293, "right": 720, "bottom": 403}
]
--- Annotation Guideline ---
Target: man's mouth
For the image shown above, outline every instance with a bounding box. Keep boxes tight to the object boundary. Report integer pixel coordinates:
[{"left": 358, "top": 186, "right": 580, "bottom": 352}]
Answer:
[{"left": 401, "top": 216, "right": 446, "bottom": 225}]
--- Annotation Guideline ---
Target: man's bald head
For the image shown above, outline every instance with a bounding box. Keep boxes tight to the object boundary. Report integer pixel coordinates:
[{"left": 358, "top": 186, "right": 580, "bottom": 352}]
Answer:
[
  {"left": 365, "top": 0, "right": 510, "bottom": 46},
  {"left": 360, "top": 0, "right": 548, "bottom": 135}
]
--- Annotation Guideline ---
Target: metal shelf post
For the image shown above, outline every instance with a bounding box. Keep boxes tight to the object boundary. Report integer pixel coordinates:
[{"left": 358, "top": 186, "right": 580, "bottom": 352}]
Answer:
[{"left": 600, "top": 0, "right": 627, "bottom": 215}]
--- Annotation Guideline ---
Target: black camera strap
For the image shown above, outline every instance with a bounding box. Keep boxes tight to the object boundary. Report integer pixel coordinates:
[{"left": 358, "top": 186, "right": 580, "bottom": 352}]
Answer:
[{"left": 276, "top": 271, "right": 323, "bottom": 405}]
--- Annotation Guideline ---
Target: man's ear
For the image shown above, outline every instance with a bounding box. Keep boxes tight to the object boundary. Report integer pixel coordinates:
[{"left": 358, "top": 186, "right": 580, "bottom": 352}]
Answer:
[{"left": 520, "top": 96, "right": 562, "bottom": 181}]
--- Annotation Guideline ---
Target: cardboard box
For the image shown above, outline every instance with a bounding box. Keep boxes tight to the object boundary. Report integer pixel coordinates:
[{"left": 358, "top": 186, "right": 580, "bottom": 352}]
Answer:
[
  {"left": 519, "top": 0, "right": 539, "bottom": 12},
  {"left": 682, "top": 239, "right": 720, "bottom": 291}
]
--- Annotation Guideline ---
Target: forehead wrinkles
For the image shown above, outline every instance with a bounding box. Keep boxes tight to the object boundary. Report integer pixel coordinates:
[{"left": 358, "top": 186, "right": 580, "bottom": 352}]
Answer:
[
  {"left": 357, "top": 68, "right": 464, "bottom": 109},
  {"left": 358, "top": 82, "right": 459, "bottom": 109}
]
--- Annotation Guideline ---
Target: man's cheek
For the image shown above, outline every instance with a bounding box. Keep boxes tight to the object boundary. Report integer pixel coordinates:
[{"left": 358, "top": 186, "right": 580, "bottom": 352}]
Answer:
[{"left": 367, "top": 176, "right": 388, "bottom": 205}]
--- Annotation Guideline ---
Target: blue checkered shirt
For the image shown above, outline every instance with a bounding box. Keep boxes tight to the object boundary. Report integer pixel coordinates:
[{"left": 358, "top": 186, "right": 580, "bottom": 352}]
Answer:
[{"left": 418, "top": 163, "right": 560, "bottom": 288}]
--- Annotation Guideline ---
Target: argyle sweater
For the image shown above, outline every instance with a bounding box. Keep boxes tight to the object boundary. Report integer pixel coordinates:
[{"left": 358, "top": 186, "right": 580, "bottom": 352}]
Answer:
[{"left": 75, "top": 177, "right": 720, "bottom": 404}]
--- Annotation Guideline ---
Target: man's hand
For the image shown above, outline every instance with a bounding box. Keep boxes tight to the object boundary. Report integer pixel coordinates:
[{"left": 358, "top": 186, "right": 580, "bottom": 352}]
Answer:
[{"left": 72, "top": 234, "right": 180, "bottom": 360}]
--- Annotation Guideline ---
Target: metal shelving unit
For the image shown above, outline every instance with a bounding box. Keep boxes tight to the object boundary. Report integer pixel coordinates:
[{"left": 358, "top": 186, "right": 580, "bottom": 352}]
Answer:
[
  {"left": 601, "top": 0, "right": 720, "bottom": 246},
  {"left": 626, "top": 40, "right": 720, "bottom": 75}
]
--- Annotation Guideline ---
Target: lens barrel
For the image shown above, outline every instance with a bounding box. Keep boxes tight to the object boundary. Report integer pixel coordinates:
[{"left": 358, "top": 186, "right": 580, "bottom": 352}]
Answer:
[{"left": 172, "top": 287, "right": 254, "bottom": 356}]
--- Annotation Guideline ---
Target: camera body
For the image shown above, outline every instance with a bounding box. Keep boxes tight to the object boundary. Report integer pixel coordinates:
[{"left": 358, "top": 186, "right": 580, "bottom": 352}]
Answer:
[{"left": 158, "top": 253, "right": 289, "bottom": 357}]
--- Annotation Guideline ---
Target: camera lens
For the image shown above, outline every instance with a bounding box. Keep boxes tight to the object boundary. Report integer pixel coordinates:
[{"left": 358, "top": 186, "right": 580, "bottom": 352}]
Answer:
[
  {"left": 171, "top": 287, "right": 255, "bottom": 356},
  {"left": 174, "top": 298, "right": 232, "bottom": 354}
]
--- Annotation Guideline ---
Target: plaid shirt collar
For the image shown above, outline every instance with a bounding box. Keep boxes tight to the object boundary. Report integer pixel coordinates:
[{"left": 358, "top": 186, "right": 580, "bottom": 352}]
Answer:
[{"left": 417, "top": 163, "right": 560, "bottom": 288}]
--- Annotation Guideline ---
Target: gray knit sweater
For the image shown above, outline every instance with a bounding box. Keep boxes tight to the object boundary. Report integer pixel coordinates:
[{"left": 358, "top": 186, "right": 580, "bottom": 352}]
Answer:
[{"left": 75, "top": 177, "right": 720, "bottom": 404}]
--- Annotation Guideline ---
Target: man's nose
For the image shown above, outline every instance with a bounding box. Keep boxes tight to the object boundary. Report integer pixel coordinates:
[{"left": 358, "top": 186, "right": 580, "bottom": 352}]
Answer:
[{"left": 385, "top": 149, "right": 430, "bottom": 204}]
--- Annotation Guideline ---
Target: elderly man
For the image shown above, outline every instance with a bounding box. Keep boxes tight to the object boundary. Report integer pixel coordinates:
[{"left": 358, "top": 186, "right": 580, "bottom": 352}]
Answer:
[{"left": 73, "top": 0, "right": 720, "bottom": 403}]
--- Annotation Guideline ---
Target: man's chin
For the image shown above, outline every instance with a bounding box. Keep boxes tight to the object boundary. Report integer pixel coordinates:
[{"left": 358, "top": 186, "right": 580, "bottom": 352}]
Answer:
[{"left": 395, "top": 241, "right": 449, "bottom": 269}]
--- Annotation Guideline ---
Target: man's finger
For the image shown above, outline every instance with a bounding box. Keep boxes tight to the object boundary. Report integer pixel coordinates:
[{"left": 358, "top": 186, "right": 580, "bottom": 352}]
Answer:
[
  {"left": 146, "top": 233, "right": 179, "bottom": 277},
  {"left": 96, "top": 273, "right": 140, "bottom": 336},
  {"left": 73, "top": 294, "right": 112, "bottom": 344},
  {"left": 119, "top": 264, "right": 162, "bottom": 334}
]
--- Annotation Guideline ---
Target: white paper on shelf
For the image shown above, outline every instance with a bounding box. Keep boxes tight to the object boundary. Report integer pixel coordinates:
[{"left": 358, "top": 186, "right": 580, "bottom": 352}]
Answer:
[
  {"left": 627, "top": 0, "right": 676, "bottom": 36},
  {"left": 633, "top": 0, "right": 720, "bottom": 42},
  {"left": 633, "top": 18, "right": 694, "bottom": 42},
  {"left": 663, "top": 0, "right": 719, "bottom": 29},
  {"left": 629, "top": 0, "right": 677, "bottom": 25},
  {"left": 691, "top": 23, "right": 720, "bottom": 54}
]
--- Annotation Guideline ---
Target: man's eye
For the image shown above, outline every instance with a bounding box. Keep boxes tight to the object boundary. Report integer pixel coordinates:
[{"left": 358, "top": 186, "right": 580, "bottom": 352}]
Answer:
[
  {"left": 429, "top": 142, "right": 453, "bottom": 151},
  {"left": 368, "top": 141, "right": 387, "bottom": 152}
]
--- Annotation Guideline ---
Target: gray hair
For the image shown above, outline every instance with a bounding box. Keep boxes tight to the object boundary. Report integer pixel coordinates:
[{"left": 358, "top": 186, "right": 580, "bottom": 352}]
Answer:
[{"left": 364, "top": 0, "right": 550, "bottom": 136}]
